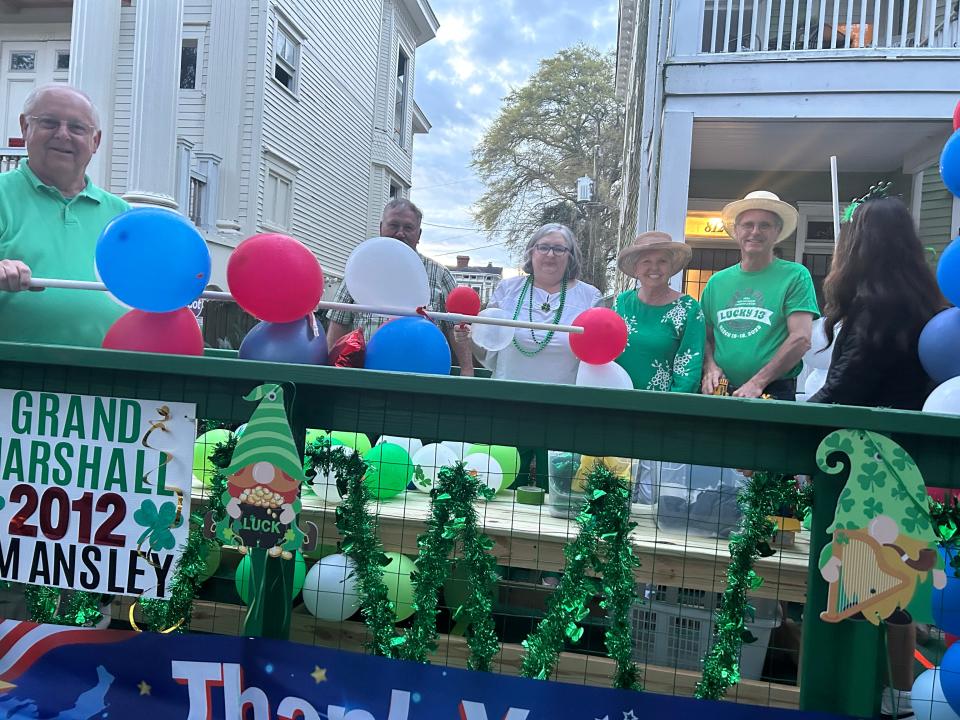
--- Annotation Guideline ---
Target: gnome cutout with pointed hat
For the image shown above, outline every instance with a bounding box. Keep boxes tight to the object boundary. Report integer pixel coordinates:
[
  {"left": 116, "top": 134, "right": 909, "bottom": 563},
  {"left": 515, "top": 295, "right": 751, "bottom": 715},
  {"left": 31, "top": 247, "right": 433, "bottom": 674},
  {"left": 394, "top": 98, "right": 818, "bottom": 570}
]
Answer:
[{"left": 214, "top": 383, "right": 309, "bottom": 558}]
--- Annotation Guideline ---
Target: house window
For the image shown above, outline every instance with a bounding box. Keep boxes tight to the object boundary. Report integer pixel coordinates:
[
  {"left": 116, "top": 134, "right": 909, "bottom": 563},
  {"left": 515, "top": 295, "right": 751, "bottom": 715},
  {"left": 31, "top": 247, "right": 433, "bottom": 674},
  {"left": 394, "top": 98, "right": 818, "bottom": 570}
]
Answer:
[
  {"left": 683, "top": 247, "right": 741, "bottom": 301},
  {"left": 389, "top": 181, "right": 401, "bottom": 199},
  {"left": 10, "top": 52, "right": 35, "bottom": 71},
  {"left": 265, "top": 168, "right": 294, "bottom": 230},
  {"left": 188, "top": 174, "right": 205, "bottom": 227},
  {"left": 56, "top": 51, "right": 70, "bottom": 71},
  {"left": 180, "top": 39, "right": 198, "bottom": 90},
  {"left": 394, "top": 48, "right": 409, "bottom": 146},
  {"left": 273, "top": 24, "right": 299, "bottom": 93}
]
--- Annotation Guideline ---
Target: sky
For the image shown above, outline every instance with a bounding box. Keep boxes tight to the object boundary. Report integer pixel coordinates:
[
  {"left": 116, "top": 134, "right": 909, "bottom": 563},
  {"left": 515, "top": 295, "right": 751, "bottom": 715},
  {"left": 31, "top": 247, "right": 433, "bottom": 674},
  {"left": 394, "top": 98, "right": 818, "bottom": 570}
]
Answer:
[{"left": 410, "top": 0, "right": 619, "bottom": 276}]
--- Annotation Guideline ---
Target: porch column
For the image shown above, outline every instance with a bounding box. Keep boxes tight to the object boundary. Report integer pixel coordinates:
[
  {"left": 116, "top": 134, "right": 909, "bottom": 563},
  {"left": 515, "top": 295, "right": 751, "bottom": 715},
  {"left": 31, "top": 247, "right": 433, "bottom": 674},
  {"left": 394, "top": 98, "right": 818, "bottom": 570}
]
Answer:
[
  {"left": 203, "top": 0, "right": 248, "bottom": 236},
  {"left": 124, "top": 0, "right": 184, "bottom": 210},
  {"left": 655, "top": 110, "right": 694, "bottom": 290},
  {"left": 69, "top": 0, "right": 121, "bottom": 189}
]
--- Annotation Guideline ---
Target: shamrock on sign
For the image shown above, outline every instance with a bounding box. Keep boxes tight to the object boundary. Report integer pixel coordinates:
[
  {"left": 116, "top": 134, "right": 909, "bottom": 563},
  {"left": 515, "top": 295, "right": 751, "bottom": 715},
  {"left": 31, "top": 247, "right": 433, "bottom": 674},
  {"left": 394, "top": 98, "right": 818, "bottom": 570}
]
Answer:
[{"left": 134, "top": 499, "right": 183, "bottom": 552}]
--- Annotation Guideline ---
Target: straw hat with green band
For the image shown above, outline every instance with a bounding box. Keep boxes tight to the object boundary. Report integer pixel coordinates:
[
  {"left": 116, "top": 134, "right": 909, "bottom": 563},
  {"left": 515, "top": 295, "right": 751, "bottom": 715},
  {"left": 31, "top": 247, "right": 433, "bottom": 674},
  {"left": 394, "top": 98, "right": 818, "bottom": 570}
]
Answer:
[{"left": 222, "top": 383, "right": 308, "bottom": 484}]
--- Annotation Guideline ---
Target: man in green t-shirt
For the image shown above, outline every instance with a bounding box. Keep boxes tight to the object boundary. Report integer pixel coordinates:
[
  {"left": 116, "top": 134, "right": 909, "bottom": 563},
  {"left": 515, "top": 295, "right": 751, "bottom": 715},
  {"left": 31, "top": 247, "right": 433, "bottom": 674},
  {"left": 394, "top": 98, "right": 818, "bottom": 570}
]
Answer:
[
  {"left": 0, "top": 83, "right": 129, "bottom": 347},
  {"left": 700, "top": 191, "right": 820, "bottom": 400}
]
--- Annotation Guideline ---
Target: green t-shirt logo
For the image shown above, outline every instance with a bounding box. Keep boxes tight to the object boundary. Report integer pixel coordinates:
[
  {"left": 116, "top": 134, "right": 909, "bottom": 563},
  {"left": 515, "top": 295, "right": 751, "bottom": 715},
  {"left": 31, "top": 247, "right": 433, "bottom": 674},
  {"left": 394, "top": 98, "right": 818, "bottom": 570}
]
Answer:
[{"left": 716, "top": 290, "right": 774, "bottom": 338}]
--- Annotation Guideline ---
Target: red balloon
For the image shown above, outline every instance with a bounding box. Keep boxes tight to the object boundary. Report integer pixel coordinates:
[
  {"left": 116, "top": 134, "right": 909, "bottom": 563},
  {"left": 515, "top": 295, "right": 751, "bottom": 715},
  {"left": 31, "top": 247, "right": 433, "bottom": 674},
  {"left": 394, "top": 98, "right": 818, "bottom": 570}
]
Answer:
[
  {"left": 103, "top": 308, "right": 204, "bottom": 355},
  {"left": 568, "top": 307, "right": 628, "bottom": 365},
  {"left": 228, "top": 234, "right": 323, "bottom": 323},
  {"left": 948, "top": 633, "right": 959, "bottom": 648},
  {"left": 446, "top": 286, "right": 481, "bottom": 316},
  {"left": 954, "top": 100, "right": 960, "bottom": 132}
]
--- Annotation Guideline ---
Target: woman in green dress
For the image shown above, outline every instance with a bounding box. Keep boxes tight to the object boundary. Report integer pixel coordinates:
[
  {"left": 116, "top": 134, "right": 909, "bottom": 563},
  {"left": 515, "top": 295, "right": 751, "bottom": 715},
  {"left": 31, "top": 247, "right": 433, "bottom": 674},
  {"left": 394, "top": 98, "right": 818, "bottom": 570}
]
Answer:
[{"left": 613, "top": 231, "right": 704, "bottom": 392}]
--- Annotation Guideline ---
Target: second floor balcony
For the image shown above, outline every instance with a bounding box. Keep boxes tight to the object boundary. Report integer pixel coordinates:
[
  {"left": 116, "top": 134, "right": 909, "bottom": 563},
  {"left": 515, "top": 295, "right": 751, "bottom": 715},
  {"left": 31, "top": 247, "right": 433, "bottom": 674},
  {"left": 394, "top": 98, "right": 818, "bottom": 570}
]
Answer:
[{"left": 670, "top": 0, "right": 959, "bottom": 58}]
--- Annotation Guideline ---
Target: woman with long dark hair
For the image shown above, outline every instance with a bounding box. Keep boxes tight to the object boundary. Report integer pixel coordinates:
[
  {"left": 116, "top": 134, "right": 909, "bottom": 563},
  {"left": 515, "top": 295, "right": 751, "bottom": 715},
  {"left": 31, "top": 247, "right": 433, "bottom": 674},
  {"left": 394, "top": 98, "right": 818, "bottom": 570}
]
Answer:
[
  {"left": 809, "top": 196, "right": 944, "bottom": 409},
  {"left": 809, "top": 195, "right": 946, "bottom": 719}
]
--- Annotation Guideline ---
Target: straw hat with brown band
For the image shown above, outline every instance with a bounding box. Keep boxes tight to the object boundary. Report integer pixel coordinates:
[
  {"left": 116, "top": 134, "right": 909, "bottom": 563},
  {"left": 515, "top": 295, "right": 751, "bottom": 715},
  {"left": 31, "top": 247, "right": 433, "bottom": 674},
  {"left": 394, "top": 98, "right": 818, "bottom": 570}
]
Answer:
[
  {"left": 616, "top": 231, "right": 693, "bottom": 279},
  {"left": 721, "top": 190, "right": 799, "bottom": 245}
]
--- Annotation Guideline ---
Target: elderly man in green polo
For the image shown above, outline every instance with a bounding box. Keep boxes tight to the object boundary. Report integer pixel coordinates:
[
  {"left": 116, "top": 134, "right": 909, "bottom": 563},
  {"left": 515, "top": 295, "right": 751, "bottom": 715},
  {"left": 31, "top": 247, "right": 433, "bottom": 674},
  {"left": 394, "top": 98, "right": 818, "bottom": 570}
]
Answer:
[
  {"left": 700, "top": 190, "right": 820, "bottom": 400},
  {"left": 0, "top": 83, "right": 128, "bottom": 346}
]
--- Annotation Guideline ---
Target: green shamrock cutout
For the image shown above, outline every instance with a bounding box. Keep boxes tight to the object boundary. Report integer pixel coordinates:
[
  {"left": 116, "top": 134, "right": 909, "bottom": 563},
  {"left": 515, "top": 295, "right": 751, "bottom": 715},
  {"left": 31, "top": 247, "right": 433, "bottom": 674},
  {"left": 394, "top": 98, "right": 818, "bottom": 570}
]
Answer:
[{"left": 134, "top": 499, "right": 183, "bottom": 552}]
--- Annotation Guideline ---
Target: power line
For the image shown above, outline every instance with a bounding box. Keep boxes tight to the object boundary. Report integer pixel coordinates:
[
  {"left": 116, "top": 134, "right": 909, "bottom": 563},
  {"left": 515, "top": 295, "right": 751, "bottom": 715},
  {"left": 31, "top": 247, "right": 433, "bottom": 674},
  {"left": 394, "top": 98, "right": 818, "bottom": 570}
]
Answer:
[
  {"left": 434, "top": 241, "right": 510, "bottom": 256},
  {"left": 422, "top": 221, "right": 513, "bottom": 232}
]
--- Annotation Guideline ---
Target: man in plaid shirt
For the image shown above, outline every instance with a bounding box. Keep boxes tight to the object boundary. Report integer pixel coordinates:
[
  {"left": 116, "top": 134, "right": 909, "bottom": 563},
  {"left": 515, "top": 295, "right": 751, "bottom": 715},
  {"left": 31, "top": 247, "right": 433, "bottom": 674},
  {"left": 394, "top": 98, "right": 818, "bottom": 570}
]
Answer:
[{"left": 326, "top": 199, "right": 474, "bottom": 375}]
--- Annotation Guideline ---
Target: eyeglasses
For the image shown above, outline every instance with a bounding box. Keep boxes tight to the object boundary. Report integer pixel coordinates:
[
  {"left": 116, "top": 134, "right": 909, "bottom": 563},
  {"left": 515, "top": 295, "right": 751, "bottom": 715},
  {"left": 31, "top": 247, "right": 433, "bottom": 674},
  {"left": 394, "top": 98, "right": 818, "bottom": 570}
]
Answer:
[
  {"left": 736, "top": 221, "right": 777, "bottom": 233},
  {"left": 27, "top": 115, "right": 95, "bottom": 137},
  {"left": 534, "top": 244, "right": 569, "bottom": 256}
]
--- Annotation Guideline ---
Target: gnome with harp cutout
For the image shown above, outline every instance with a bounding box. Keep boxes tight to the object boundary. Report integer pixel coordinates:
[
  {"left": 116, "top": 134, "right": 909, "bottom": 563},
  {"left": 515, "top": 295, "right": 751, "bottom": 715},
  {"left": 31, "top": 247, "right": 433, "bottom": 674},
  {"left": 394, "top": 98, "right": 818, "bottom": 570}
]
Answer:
[{"left": 818, "top": 429, "right": 946, "bottom": 626}]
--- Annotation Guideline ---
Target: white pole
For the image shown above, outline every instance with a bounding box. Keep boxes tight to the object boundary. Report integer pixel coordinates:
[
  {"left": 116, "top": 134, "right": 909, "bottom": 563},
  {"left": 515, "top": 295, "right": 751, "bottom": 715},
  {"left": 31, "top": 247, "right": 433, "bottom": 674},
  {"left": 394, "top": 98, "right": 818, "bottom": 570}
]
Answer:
[
  {"left": 830, "top": 155, "right": 841, "bottom": 242},
  {"left": 28, "top": 278, "right": 585, "bottom": 335}
]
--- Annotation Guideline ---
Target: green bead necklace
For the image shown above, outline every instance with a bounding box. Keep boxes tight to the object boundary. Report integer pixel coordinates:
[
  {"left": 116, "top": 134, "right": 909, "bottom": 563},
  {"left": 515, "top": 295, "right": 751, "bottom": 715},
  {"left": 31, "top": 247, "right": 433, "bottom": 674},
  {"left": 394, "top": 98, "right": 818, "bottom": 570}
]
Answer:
[{"left": 511, "top": 276, "right": 567, "bottom": 357}]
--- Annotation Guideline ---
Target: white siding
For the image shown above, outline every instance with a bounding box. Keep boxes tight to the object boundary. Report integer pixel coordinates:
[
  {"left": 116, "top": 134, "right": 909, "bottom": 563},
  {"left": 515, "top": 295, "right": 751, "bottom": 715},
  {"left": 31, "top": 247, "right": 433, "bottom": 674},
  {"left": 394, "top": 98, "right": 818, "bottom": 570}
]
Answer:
[
  {"left": 108, "top": 2, "right": 137, "bottom": 195},
  {"left": 177, "top": 0, "right": 213, "bottom": 150},
  {"left": 238, "top": 0, "right": 267, "bottom": 237},
  {"left": 257, "top": 0, "right": 382, "bottom": 276}
]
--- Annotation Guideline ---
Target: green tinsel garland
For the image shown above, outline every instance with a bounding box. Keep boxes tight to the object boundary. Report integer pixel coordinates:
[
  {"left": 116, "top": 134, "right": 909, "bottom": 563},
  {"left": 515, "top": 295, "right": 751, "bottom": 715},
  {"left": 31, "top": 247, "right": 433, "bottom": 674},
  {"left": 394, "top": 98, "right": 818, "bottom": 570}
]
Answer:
[
  {"left": 402, "top": 463, "right": 500, "bottom": 669},
  {"left": 930, "top": 494, "right": 960, "bottom": 576},
  {"left": 136, "top": 434, "right": 233, "bottom": 633},
  {"left": 520, "top": 464, "right": 641, "bottom": 689},
  {"left": 24, "top": 586, "right": 103, "bottom": 627},
  {"left": 695, "top": 471, "right": 797, "bottom": 700}
]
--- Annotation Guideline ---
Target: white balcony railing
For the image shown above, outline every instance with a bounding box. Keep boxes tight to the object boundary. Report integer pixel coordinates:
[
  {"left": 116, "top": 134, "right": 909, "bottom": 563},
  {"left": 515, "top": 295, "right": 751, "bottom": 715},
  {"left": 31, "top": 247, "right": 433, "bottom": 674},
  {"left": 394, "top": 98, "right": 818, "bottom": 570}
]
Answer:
[
  {"left": 0, "top": 147, "right": 25, "bottom": 173},
  {"left": 688, "top": 0, "right": 959, "bottom": 54}
]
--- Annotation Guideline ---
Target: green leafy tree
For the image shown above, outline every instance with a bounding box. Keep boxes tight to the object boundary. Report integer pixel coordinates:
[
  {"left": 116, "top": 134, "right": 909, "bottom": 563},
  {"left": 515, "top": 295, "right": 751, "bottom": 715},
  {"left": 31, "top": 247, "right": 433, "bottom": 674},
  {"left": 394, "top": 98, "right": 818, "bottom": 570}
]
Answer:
[{"left": 472, "top": 45, "right": 624, "bottom": 292}]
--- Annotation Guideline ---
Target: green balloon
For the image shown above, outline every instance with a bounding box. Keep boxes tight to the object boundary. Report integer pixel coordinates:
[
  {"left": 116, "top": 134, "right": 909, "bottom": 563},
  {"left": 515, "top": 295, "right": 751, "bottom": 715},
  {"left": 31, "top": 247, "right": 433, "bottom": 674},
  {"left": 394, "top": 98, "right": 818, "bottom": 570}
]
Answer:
[
  {"left": 467, "top": 444, "right": 521, "bottom": 490},
  {"left": 362, "top": 443, "right": 412, "bottom": 500},
  {"left": 442, "top": 560, "right": 471, "bottom": 613},
  {"left": 194, "top": 429, "right": 234, "bottom": 486},
  {"left": 198, "top": 544, "right": 221, "bottom": 583},
  {"left": 234, "top": 552, "right": 307, "bottom": 604},
  {"left": 383, "top": 552, "right": 416, "bottom": 622},
  {"left": 306, "top": 429, "right": 372, "bottom": 455}
]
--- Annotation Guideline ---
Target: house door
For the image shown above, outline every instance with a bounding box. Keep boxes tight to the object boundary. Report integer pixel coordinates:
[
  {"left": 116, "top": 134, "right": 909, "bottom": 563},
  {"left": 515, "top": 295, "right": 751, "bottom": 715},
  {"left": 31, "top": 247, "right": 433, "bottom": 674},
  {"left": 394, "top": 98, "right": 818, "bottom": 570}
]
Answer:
[
  {"left": 682, "top": 247, "right": 741, "bottom": 301},
  {"left": 0, "top": 41, "right": 70, "bottom": 146}
]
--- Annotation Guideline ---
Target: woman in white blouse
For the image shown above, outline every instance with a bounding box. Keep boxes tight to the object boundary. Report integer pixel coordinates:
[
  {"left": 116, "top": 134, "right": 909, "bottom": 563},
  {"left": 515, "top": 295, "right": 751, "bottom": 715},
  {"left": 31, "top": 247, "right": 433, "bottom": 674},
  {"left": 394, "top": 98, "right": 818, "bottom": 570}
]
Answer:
[{"left": 456, "top": 223, "right": 601, "bottom": 487}]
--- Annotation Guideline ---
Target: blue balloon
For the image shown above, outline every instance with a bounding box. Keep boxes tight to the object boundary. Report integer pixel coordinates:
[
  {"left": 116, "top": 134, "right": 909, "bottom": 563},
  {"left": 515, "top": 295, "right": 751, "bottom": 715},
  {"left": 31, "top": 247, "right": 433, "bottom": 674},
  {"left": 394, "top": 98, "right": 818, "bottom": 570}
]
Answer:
[
  {"left": 933, "top": 547, "right": 960, "bottom": 635},
  {"left": 239, "top": 318, "right": 328, "bottom": 365},
  {"left": 939, "top": 643, "right": 960, "bottom": 714},
  {"left": 938, "top": 238, "right": 960, "bottom": 308},
  {"left": 920, "top": 308, "right": 960, "bottom": 384},
  {"left": 942, "top": 130, "right": 960, "bottom": 199},
  {"left": 365, "top": 317, "right": 451, "bottom": 375},
  {"left": 96, "top": 208, "right": 211, "bottom": 312}
]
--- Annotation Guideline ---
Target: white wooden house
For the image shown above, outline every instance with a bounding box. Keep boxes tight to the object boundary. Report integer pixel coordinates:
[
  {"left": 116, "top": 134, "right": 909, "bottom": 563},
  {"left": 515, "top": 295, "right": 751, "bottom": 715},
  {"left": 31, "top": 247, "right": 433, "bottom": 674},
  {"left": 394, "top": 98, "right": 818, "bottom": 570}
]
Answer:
[
  {"left": 0, "top": 0, "right": 437, "bottom": 290},
  {"left": 616, "top": 0, "right": 960, "bottom": 300}
]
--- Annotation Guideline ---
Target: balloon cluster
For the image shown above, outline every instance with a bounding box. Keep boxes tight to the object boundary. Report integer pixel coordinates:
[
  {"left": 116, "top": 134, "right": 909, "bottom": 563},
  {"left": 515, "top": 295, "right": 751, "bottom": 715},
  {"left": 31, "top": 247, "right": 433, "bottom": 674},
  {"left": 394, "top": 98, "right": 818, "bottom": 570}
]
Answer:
[
  {"left": 569, "top": 308, "right": 631, "bottom": 389},
  {"left": 97, "top": 209, "right": 211, "bottom": 354},
  {"left": 307, "top": 430, "right": 520, "bottom": 498},
  {"left": 920, "top": 102, "right": 960, "bottom": 415},
  {"left": 917, "top": 547, "right": 960, "bottom": 719},
  {"left": 230, "top": 233, "right": 327, "bottom": 364}
]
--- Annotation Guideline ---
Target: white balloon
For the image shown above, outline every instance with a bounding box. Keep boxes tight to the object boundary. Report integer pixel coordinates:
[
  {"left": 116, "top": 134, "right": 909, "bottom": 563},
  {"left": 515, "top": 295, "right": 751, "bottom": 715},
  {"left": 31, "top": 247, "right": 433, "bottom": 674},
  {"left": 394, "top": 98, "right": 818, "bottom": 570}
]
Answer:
[
  {"left": 576, "top": 361, "right": 634, "bottom": 390},
  {"left": 912, "top": 668, "right": 959, "bottom": 720},
  {"left": 803, "top": 318, "right": 833, "bottom": 370},
  {"left": 803, "top": 368, "right": 827, "bottom": 397},
  {"left": 441, "top": 440, "right": 471, "bottom": 460},
  {"left": 377, "top": 435, "right": 423, "bottom": 458},
  {"left": 463, "top": 452, "right": 504, "bottom": 493},
  {"left": 924, "top": 376, "right": 960, "bottom": 415},
  {"left": 344, "top": 237, "right": 430, "bottom": 309},
  {"left": 411, "top": 443, "right": 459, "bottom": 492},
  {"left": 471, "top": 308, "right": 514, "bottom": 351},
  {"left": 302, "top": 554, "right": 361, "bottom": 621}
]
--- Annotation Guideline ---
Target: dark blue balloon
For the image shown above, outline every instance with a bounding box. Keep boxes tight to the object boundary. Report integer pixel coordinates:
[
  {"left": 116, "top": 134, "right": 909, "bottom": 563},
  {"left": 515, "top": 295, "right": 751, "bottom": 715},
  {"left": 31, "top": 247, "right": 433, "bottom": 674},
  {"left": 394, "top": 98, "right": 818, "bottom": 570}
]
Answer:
[
  {"left": 365, "top": 317, "right": 451, "bottom": 375},
  {"left": 939, "top": 642, "right": 960, "bottom": 714},
  {"left": 937, "top": 238, "right": 960, "bottom": 308},
  {"left": 942, "top": 130, "right": 960, "bottom": 199},
  {"left": 919, "top": 307, "right": 960, "bottom": 384},
  {"left": 933, "top": 547, "right": 960, "bottom": 635},
  {"left": 239, "top": 318, "right": 328, "bottom": 365},
  {"left": 96, "top": 208, "right": 211, "bottom": 312}
]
